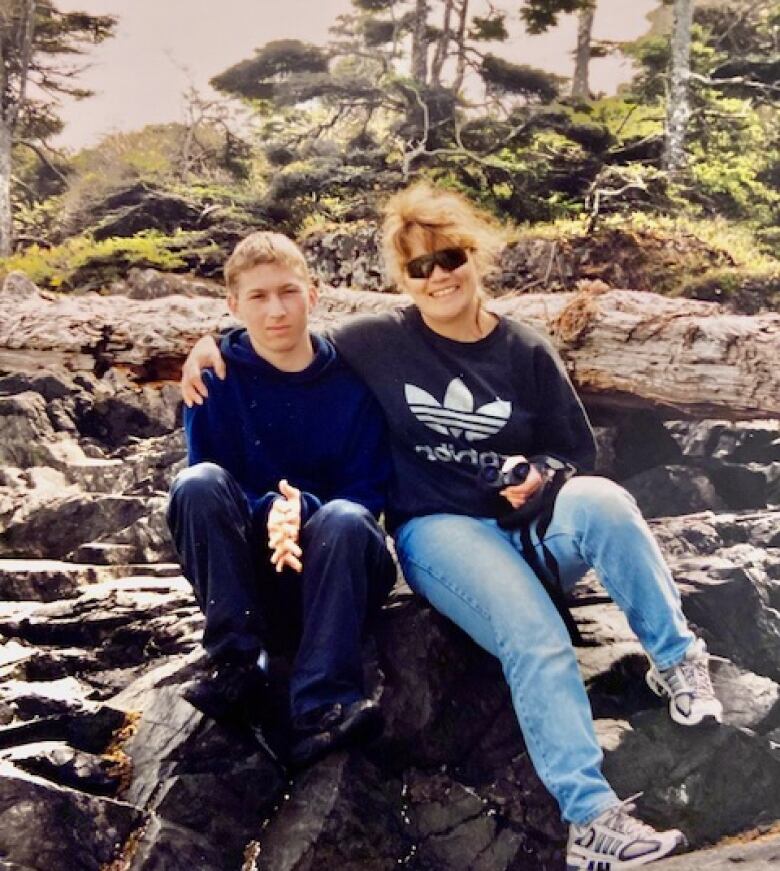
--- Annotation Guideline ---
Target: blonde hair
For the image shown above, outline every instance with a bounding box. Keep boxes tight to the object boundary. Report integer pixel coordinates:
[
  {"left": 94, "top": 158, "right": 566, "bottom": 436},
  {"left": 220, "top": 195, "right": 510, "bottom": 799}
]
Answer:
[
  {"left": 381, "top": 182, "right": 506, "bottom": 286},
  {"left": 224, "top": 231, "right": 311, "bottom": 296}
]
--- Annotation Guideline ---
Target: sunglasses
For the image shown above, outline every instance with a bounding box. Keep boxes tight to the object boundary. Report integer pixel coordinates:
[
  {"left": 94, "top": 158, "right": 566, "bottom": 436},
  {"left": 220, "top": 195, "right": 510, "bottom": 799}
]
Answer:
[{"left": 405, "top": 247, "right": 469, "bottom": 280}]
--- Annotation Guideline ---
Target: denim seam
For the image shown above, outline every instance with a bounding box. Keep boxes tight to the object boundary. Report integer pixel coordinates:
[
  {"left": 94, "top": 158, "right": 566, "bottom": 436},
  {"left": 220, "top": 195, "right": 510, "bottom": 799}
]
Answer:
[
  {"left": 400, "top": 555, "right": 492, "bottom": 623},
  {"left": 544, "top": 524, "right": 656, "bottom": 639},
  {"left": 495, "top": 637, "right": 556, "bottom": 791}
]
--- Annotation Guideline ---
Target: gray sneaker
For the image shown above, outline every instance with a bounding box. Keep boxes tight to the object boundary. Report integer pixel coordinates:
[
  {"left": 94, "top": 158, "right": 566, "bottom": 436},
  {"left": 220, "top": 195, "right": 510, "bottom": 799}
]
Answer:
[
  {"left": 566, "top": 795, "right": 687, "bottom": 869},
  {"left": 646, "top": 638, "right": 723, "bottom": 727}
]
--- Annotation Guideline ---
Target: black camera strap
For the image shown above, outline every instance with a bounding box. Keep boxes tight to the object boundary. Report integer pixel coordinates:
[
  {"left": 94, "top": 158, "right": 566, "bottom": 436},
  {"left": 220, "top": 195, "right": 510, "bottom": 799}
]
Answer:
[{"left": 499, "top": 462, "right": 584, "bottom": 646}]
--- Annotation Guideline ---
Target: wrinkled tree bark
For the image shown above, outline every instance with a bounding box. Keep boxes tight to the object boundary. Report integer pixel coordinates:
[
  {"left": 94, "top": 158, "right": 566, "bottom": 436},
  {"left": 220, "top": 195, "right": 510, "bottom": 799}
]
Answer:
[
  {"left": 663, "top": 0, "right": 694, "bottom": 172},
  {"left": 451, "top": 0, "right": 469, "bottom": 93},
  {"left": 571, "top": 3, "right": 595, "bottom": 99},
  {"left": 430, "top": 0, "right": 454, "bottom": 87},
  {"left": 0, "top": 0, "right": 36, "bottom": 257},
  {"left": 411, "top": 0, "right": 429, "bottom": 83}
]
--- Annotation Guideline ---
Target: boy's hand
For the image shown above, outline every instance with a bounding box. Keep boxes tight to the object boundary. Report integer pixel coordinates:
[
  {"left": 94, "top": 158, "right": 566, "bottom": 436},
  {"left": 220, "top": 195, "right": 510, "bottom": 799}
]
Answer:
[
  {"left": 268, "top": 480, "right": 303, "bottom": 573},
  {"left": 181, "top": 335, "right": 226, "bottom": 407},
  {"left": 499, "top": 455, "right": 545, "bottom": 509}
]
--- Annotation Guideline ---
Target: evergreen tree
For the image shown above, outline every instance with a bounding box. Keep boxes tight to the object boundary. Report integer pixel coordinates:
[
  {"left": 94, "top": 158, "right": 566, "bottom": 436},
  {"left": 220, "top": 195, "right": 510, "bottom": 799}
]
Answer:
[{"left": 0, "top": 0, "right": 115, "bottom": 255}]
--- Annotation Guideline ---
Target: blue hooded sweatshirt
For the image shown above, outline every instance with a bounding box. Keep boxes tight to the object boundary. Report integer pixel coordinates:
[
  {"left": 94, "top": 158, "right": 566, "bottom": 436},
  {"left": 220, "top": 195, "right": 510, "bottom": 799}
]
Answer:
[{"left": 184, "top": 328, "right": 391, "bottom": 522}]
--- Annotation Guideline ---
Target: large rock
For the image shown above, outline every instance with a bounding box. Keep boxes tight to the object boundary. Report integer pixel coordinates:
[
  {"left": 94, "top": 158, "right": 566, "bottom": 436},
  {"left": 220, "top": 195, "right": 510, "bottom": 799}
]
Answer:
[
  {"left": 603, "top": 717, "right": 780, "bottom": 847},
  {"left": 251, "top": 751, "right": 408, "bottom": 871},
  {"left": 0, "top": 765, "right": 143, "bottom": 871}
]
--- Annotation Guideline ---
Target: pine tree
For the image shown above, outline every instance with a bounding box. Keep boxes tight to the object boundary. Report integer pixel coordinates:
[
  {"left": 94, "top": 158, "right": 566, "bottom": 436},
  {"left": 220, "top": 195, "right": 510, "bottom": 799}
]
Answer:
[{"left": 0, "top": 0, "right": 115, "bottom": 255}]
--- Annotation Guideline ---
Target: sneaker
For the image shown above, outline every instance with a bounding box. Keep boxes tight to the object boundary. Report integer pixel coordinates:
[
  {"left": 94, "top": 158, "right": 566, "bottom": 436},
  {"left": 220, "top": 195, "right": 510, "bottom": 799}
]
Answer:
[
  {"left": 646, "top": 638, "right": 723, "bottom": 727},
  {"left": 566, "top": 795, "right": 687, "bottom": 870},
  {"left": 182, "top": 658, "right": 270, "bottom": 726},
  {"left": 289, "top": 698, "right": 383, "bottom": 769}
]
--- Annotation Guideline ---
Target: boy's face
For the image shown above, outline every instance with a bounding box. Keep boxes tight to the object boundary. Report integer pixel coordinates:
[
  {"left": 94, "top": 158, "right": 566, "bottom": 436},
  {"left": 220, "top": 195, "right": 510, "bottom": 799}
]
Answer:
[{"left": 227, "top": 262, "right": 317, "bottom": 365}]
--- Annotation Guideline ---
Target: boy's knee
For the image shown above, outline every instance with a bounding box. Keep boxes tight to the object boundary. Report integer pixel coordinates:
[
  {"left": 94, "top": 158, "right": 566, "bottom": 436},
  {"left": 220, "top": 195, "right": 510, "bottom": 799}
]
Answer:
[
  {"left": 311, "top": 499, "right": 376, "bottom": 537},
  {"left": 169, "top": 462, "right": 232, "bottom": 505}
]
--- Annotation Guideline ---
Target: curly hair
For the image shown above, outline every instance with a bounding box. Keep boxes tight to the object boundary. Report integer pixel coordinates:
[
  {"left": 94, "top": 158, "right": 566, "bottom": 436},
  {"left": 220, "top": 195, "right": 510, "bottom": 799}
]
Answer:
[{"left": 381, "top": 182, "right": 506, "bottom": 286}]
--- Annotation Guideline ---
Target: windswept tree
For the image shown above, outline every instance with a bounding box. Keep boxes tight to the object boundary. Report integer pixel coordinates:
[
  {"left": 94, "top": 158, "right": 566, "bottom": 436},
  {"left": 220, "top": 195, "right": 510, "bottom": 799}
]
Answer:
[
  {"left": 0, "top": 0, "right": 115, "bottom": 255},
  {"left": 520, "top": 0, "right": 598, "bottom": 99}
]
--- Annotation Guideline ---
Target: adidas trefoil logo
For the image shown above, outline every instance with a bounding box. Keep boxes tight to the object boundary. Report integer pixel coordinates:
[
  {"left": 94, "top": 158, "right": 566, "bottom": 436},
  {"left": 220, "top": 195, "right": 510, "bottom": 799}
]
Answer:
[{"left": 405, "top": 378, "right": 511, "bottom": 442}]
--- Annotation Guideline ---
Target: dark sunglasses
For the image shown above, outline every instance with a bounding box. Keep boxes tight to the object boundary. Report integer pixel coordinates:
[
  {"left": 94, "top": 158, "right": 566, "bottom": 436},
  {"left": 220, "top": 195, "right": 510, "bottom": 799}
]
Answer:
[{"left": 405, "top": 247, "right": 469, "bottom": 280}]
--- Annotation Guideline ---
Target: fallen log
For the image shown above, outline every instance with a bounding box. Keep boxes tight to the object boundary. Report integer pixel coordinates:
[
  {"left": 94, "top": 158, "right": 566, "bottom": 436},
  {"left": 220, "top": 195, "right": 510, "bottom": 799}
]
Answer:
[{"left": 1, "top": 273, "right": 778, "bottom": 419}]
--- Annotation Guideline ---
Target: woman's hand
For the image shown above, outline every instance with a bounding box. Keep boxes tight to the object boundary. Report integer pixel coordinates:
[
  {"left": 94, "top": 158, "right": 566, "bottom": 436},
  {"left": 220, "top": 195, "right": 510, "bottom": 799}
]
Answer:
[
  {"left": 499, "top": 455, "right": 545, "bottom": 509},
  {"left": 180, "top": 335, "right": 226, "bottom": 407},
  {"left": 267, "top": 480, "right": 303, "bottom": 573}
]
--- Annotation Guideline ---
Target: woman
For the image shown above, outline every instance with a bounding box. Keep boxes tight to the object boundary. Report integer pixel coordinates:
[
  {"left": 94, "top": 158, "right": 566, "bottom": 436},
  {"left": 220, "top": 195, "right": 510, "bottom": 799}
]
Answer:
[{"left": 181, "top": 182, "right": 722, "bottom": 870}]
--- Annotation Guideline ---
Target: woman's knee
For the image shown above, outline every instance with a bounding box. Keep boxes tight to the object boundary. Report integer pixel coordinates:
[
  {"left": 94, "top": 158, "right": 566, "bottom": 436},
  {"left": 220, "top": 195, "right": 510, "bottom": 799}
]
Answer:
[{"left": 558, "top": 475, "right": 640, "bottom": 526}]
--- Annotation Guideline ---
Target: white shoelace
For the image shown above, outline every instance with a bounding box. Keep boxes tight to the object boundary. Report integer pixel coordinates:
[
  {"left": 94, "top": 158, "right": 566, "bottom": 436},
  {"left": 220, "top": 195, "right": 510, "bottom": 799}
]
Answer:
[
  {"left": 664, "top": 653, "right": 715, "bottom": 699},
  {"left": 594, "top": 793, "right": 658, "bottom": 839}
]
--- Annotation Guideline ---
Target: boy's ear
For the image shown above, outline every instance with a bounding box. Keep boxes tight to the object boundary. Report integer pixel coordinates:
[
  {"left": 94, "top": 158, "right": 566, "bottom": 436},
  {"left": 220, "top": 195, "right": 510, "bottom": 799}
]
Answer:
[
  {"left": 308, "top": 283, "right": 319, "bottom": 309},
  {"left": 226, "top": 292, "right": 238, "bottom": 316}
]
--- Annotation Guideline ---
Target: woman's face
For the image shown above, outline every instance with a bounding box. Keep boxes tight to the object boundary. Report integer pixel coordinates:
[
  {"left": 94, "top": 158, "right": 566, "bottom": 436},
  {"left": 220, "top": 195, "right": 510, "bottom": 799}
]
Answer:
[{"left": 399, "top": 237, "right": 481, "bottom": 330}]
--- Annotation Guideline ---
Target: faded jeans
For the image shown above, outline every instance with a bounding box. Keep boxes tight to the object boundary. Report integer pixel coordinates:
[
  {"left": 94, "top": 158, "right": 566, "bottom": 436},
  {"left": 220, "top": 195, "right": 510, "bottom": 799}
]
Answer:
[{"left": 394, "top": 475, "right": 694, "bottom": 825}]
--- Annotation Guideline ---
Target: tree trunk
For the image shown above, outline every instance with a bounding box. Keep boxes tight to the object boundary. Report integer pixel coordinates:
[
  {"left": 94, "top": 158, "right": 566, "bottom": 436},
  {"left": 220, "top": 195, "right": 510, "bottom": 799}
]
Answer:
[
  {"left": 451, "top": 0, "right": 469, "bottom": 93},
  {"left": 411, "top": 0, "right": 429, "bottom": 84},
  {"left": 430, "top": 0, "right": 453, "bottom": 87},
  {"left": 663, "top": 0, "right": 694, "bottom": 172},
  {"left": 0, "top": 122, "right": 13, "bottom": 257},
  {"left": 571, "top": 3, "right": 595, "bottom": 100}
]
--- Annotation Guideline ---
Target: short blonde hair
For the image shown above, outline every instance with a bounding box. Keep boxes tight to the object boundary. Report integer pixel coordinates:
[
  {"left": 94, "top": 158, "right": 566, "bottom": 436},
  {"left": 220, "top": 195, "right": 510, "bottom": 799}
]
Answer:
[
  {"left": 381, "top": 182, "right": 506, "bottom": 285},
  {"left": 224, "top": 231, "right": 311, "bottom": 296}
]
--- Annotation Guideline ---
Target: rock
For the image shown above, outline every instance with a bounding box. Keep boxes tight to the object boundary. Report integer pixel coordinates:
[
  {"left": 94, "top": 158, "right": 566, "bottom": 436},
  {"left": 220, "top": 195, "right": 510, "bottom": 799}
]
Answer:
[
  {"left": 674, "top": 558, "right": 780, "bottom": 682},
  {"left": 373, "top": 595, "right": 510, "bottom": 769},
  {"left": 666, "top": 420, "right": 780, "bottom": 464},
  {"left": 0, "top": 764, "right": 143, "bottom": 871},
  {"left": 0, "top": 706, "right": 126, "bottom": 753},
  {"left": 0, "top": 493, "right": 152, "bottom": 560},
  {"left": 1, "top": 272, "right": 40, "bottom": 304},
  {"left": 126, "top": 815, "right": 229, "bottom": 871},
  {"left": 649, "top": 834, "right": 780, "bottom": 870},
  {"left": 120, "top": 268, "right": 224, "bottom": 300},
  {"left": 603, "top": 718, "right": 780, "bottom": 847},
  {"left": 2, "top": 741, "right": 122, "bottom": 796},
  {"left": 623, "top": 465, "right": 727, "bottom": 518},
  {"left": 404, "top": 769, "right": 530, "bottom": 871},
  {"left": 251, "top": 751, "right": 408, "bottom": 871}
]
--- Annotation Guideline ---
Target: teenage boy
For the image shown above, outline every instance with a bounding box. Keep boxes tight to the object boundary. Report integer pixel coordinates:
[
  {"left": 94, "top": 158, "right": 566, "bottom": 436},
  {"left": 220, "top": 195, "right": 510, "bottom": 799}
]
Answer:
[{"left": 167, "top": 231, "right": 396, "bottom": 768}]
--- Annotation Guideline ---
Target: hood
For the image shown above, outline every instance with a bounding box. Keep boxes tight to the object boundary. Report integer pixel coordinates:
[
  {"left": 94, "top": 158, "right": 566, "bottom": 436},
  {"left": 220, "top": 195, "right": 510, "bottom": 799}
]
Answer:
[{"left": 220, "top": 328, "right": 337, "bottom": 384}]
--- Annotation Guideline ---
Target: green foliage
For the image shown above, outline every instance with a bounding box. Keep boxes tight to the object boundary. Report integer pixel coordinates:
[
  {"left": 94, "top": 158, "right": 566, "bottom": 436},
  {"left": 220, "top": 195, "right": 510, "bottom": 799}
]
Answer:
[
  {"left": 480, "top": 55, "right": 564, "bottom": 101},
  {"left": 685, "top": 94, "right": 779, "bottom": 224},
  {"left": 210, "top": 40, "right": 329, "bottom": 101},
  {"left": 520, "top": 0, "right": 590, "bottom": 35},
  {"left": 1, "top": 230, "right": 218, "bottom": 291},
  {"left": 469, "top": 14, "right": 509, "bottom": 42},
  {"left": 676, "top": 267, "right": 780, "bottom": 313}
]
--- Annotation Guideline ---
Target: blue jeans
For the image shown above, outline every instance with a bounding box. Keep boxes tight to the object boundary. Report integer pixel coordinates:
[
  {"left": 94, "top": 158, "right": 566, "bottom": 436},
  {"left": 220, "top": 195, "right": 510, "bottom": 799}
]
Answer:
[
  {"left": 167, "top": 463, "right": 396, "bottom": 718},
  {"left": 395, "top": 475, "right": 694, "bottom": 825}
]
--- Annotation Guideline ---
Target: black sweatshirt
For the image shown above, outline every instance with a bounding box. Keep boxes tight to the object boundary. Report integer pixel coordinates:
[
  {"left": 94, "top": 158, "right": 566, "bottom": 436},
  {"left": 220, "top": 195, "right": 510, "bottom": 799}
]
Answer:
[{"left": 330, "top": 306, "right": 596, "bottom": 530}]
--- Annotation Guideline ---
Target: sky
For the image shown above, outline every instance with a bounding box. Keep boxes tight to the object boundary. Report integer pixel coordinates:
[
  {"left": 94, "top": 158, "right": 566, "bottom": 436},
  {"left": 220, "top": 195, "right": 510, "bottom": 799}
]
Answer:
[{"left": 55, "top": 0, "right": 659, "bottom": 151}]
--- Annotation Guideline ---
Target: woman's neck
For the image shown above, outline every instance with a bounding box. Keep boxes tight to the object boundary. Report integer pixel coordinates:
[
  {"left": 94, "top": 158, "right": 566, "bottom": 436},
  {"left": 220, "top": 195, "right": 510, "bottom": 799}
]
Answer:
[{"left": 420, "top": 302, "right": 498, "bottom": 342}]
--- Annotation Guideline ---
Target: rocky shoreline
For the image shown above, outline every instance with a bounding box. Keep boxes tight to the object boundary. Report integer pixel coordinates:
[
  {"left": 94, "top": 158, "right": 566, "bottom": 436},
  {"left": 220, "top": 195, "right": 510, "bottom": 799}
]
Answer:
[{"left": 0, "top": 270, "right": 778, "bottom": 870}]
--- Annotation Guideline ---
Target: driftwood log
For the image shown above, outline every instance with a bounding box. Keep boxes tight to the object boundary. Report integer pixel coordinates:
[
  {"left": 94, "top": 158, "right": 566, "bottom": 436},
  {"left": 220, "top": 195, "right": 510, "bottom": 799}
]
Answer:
[{"left": 1, "top": 273, "right": 778, "bottom": 419}]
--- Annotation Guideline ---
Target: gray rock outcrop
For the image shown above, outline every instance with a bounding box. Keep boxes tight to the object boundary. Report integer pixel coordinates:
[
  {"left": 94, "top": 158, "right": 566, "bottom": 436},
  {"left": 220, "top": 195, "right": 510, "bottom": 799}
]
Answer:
[{"left": 0, "top": 270, "right": 777, "bottom": 869}]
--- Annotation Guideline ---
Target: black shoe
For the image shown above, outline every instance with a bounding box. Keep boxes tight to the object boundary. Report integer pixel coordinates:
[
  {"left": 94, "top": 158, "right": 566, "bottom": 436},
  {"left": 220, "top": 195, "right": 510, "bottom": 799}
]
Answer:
[
  {"left": 182, "top": 660, "right": 270, "bottom": 727},
  {"left": 289, "top": 698, "right": 383, "bottom": 769}
]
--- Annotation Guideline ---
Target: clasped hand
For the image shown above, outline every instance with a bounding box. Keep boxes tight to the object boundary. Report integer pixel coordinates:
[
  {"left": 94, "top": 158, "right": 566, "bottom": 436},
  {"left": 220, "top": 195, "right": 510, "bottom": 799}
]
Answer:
[{"left": 267, "top": 479, "right": 303, "bottom": 573}]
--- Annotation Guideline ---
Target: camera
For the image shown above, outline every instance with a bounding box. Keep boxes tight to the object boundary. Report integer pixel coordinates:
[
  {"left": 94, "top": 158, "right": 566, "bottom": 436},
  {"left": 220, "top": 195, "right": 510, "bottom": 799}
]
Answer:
[{"left": 479, "top": 461, "right": 531, "bottom": 490}]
